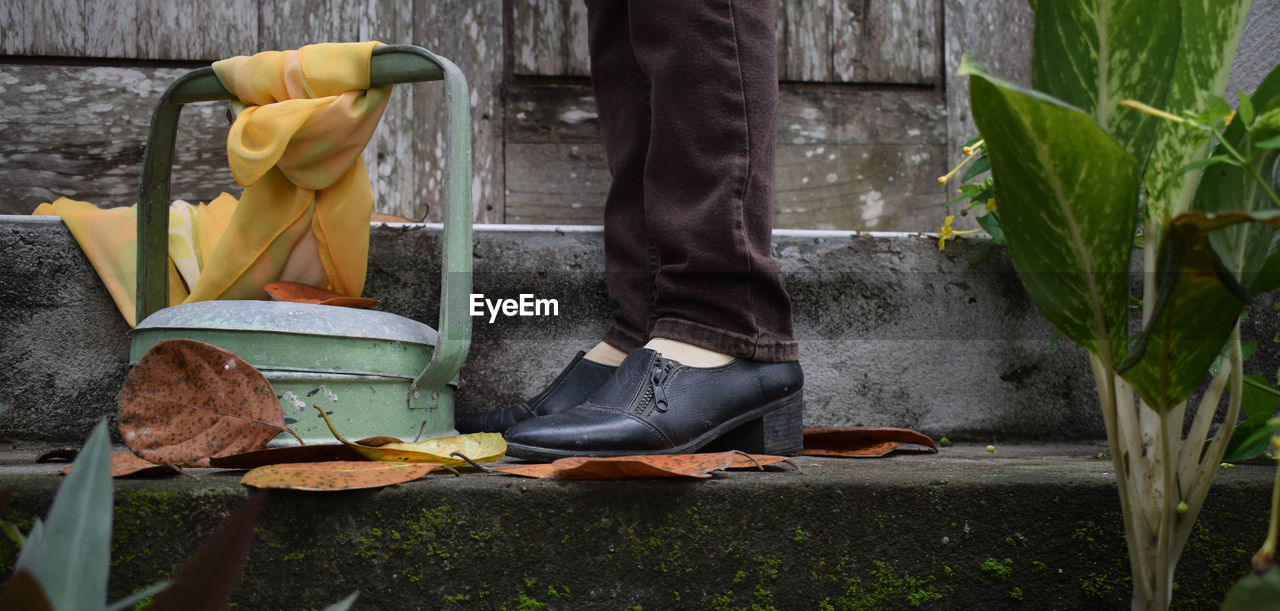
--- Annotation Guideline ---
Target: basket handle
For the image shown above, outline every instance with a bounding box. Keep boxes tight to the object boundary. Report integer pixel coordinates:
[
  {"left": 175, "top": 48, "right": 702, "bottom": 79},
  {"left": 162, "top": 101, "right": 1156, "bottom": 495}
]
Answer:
[{"left": 134, "top": 44, "right": 473, "bottom": 394}]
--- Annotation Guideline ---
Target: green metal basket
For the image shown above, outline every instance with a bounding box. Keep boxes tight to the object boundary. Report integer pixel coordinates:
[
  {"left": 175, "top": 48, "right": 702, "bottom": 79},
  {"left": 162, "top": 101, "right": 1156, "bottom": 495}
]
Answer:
[{"left": 129, "top": 45, "right": 472, "bottom": 444}]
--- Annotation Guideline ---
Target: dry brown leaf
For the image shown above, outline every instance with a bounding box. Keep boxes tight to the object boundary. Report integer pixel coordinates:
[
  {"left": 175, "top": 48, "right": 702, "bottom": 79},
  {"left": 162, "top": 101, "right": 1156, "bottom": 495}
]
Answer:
[
  {"left": 208, "top": 444, "right": 366, "bottom": 469},
  {"left": 263, "top": 281, "right": 378, "bottom": 309},
  {"left": 726, "top": 453, "right": 794, "bottom": 470},
  {"left": 492, "top": 452, "right": 743, "bottom": 480},
  {"left": 240, "top": 461, "right": 439, "bottom": 491},
  {"left": 798, "top": 426, "right": 938, "bottom": 458},
  {"left": 118, "top": 339, "right": 287, "bottom": 466},
  {"left": 57, "top": 452, "right": 180, "bottom": 478}
]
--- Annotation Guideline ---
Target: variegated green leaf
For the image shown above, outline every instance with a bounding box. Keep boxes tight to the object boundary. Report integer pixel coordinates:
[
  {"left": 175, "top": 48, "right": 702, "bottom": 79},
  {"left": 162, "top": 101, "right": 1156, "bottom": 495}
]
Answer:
[
  {"left": 1118, "top": 220, "right": 1245, "bottom": 411},
  {"left": 1196, "top": 61, "right": 1280, "bottom": 293},
  {"left": 1143, "top": 0, "right": 1253, "bottom": 220},
  {"left": 962, "top": 57, "right": 1136, "bottom": 365},
  {"left": 1030, "top": 0, "right": 1180, "bottom": 170},
  {"left": 1122, "top": 208, "right": 1280, "bottom": 412}
]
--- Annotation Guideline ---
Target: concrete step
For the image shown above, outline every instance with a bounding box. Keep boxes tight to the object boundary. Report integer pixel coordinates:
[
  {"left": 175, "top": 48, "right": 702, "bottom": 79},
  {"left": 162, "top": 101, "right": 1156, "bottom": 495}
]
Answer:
[
  {"left": 0, "top": 443, "right": 1272, "bottom": 609},
  {"left": 4, "top": 216, "right": 1280, "bottom": 444}
]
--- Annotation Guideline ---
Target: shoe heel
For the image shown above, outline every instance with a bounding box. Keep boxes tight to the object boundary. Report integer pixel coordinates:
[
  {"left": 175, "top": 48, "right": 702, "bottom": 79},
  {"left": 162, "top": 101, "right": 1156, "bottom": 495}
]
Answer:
[{"left": 706, "top": 391, "right": 804, "bottom": 456}]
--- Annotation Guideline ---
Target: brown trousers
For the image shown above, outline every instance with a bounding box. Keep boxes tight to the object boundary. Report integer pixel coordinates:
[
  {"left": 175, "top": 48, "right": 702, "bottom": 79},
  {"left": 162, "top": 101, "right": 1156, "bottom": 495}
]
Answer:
[{"left": 586, "top": 0, "right": 799, "bottom": 362}]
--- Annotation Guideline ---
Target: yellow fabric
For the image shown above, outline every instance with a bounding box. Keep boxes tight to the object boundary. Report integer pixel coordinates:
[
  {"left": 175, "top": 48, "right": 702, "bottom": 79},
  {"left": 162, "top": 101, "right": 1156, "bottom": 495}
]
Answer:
[
  {"left": 34, "top": 198, "right": 193, "bottom": 326},
  {"left": 32, "top": 42, "right": 389, "bottom": 327},
  {"left": 196, "top": 40, "right": 389, "bottom": 302}
]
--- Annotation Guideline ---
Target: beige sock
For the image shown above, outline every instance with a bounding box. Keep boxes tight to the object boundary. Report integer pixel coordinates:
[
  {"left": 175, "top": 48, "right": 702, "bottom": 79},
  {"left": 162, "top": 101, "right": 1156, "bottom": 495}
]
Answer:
[
  {"left": 644, "top": 337, "right": 735, "bottom": 368},
  {"left": 583, "top": 341, "right": 628, "bottom": 367}
]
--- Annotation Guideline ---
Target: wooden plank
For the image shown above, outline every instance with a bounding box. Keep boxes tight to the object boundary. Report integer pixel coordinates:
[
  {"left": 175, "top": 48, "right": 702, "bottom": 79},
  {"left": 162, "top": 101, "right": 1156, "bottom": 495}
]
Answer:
[
  {"left": 138, "top": 0, "right": 257, "bottom": 60},
  {"left": 0, "top": 65, "right": 233, "bottom": 215},
  {"left": 356, "top": 0, "right": 417, "bottom": 220},
  {"left": 774, "top": 143, "right": 948, "bottom": 230},
  {"left": 506, "top": 80, "right": 948, "bottom": 230},
  {"left": 28, "top": 0, "right": 86, "bottom": 57},
  {"left": 505, "top": 82, "right": 601, "bottom": 144},
  {"left": 85, "top": 0, "right": 138, "bottom": 58},
  {"left": 859, "top": 0, "right": 940, "bottom": 84},
  {"left": 260, "top": 0, "right": 364, "bottom": 51},
  {"left": 565, "top": 0, "right": 591, "bottom": 77},
  {"left": 778, "top": 0, "right": 832, "bottom": 82},
  {"left": 943, "top": 0, "right": 1033, "bottom": 174},
  {"left": 415, "top": 0, "right": 504, "bottom": 223},
  {"left": 1, "top": 0, "right": 29, "bottom": 54},
  {"left": 511, "top": 0, "right": 565, "bottom": 76},
  {"left": 830, "top": 0, "right": 863, "bottom": 84},
  {"left": 504, "top": 143, "right": 610, "bottom": 226}
]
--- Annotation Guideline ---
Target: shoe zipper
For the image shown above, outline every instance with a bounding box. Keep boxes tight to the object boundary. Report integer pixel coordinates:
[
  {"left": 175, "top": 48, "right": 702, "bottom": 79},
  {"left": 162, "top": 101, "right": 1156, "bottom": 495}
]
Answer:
[{"left": 633, "top": 358, "right": 676, "bottom": 416}]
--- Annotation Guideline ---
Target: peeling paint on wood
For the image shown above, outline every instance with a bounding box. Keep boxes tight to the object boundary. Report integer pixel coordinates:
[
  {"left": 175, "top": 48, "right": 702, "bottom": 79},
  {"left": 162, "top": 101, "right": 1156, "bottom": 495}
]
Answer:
[
  {"left": 85, "top": 0, "right": 138, "bottom": 58},
  {"left": 138, "top": 0, "right": 258, "bottom": 60},
  {"left": 504, "top": 143, "right": 610, "bottom": 226},
  {"left": 943, "top": 0, "right": 1033, "bottom": 200},
  {"left": 0, "top": 65, "right": 234, "bottom": 215},
  {"left": 778, "top": 0, "right": 832, "bottom": 82},
  {"left": 511, "top": 0, "right": 591, "bottom": 77},
  {"left": 861, "top": 0, "right": 940, "bottom": 84},
  {"left": 415, "top": 0, "right": 504, "bottom": 223}
]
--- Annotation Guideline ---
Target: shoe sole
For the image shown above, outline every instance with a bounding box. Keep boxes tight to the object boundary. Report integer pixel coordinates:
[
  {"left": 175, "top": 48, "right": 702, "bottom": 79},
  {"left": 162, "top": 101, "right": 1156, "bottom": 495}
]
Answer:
[{"left": 504, "top": 389, "right": 804, "bottom": 462}]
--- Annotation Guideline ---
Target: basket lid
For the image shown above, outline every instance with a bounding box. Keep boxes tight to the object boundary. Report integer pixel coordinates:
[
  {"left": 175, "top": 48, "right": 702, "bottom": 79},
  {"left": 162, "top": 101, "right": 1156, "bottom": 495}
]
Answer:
[{"left": 133, "top": 300, "right": 438, "bottom": 346}]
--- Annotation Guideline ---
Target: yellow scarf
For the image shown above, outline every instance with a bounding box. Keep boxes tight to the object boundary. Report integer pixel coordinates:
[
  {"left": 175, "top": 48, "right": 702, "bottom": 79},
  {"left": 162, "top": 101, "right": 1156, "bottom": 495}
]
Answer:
[{"left": 34, "top": 41, "right": 390, "bottom": 327}]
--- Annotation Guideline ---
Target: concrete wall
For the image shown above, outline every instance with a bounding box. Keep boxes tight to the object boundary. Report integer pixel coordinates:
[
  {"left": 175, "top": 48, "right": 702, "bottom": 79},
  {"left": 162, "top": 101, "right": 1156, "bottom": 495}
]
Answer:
[
  {"left": 0, "top": 216, "right": 1111, "bottom": 443},
  {"left": 6, "top": 216, "right": 1280, "bottom": 444}
]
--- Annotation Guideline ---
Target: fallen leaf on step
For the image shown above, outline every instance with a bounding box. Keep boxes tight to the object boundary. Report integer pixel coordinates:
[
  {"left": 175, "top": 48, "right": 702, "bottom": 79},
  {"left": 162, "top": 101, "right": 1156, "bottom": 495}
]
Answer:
[
  {"left": 798, "top": 427, "right": 938, "bottom": 458},
  {"left": 727, "top": 453, "right": 794, "bottom": 470},
  {"left": 493, "top": 451, "right": 767, "bottom": 480},
  {"left": 35, "top": 448, "right": 79, "bottom": 463},
  {"left": 264, "top": 281, "right": 378, "bottom": 309},
  {"left": 208, "top": 436, "right": 404, "bottom": 469},
  {"left": 118, "top": 339, "right": 290, "bottom": 467},
  {"left": 240, "top": 461, "right": 440, "bottom": 491},
  {"left": 58, "top": 452, "right": 183, "bottom": 478},
  {"left": 314, "top": 405, "right": 505, "bottom": 467}
]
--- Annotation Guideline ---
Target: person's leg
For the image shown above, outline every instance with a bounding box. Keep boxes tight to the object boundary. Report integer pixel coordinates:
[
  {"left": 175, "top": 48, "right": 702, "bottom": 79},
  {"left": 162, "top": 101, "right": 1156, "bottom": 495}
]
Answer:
[
  {"left": 588, "top": 0, "right": 663, "bottom": 358},
  {"left": 504, "top": 0, "right": 804, "bottom": 459},
  {"left": 456, "top": 0, "right": 643, "bottom": 433},
  {"left": 631, "top": 0, "right": 797, "bottom": 363}
]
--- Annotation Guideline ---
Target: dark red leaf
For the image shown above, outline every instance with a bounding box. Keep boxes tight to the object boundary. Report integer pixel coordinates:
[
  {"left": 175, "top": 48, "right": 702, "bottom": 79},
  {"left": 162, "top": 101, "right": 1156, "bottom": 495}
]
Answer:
[
  {"left": 799, "top": 427, "right": 938, "bottom": 458},
  {"left": 148, "top": 491, "right": 266, "bottom": 611}
]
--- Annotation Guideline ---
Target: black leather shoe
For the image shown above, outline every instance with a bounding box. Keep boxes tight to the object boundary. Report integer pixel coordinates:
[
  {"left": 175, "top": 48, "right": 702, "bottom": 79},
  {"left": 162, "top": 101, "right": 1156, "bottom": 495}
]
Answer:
[
  {"left": 454, "top": 351, "right": 617, "bottom": 434},
  {"left": 503, "top": 348, "right": 803, "bottom": 461}
]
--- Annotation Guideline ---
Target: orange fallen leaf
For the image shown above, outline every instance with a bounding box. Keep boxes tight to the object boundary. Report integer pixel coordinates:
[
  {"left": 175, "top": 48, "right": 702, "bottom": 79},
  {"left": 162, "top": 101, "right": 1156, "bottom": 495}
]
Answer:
[
  {"left": 264, "top": 281, "right": 378, "bottom": 309},
  {"left": 118, "top": 339, "right": 289, "bottom": 467},
  {"left": 58, "top": 452, "right": 180, "bottom": 478},
  {"left": 240, "top": 461, "right": 439, "bottom": 491},
  {"left": 209, "top": 444, "right": 365, "bottom": 469},
  {"left": 493, "top": 452, "right": 746, "bottom": 480},
  {"left": 798, "top": 426, "right": 938, "bottom": 458}
]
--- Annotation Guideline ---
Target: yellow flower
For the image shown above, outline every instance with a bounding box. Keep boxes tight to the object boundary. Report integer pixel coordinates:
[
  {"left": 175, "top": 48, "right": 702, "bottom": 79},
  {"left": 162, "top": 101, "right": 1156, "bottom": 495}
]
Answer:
[
  {"left": 1119, "top": 99, "right": 1184, "bottom": 124},
  {"left": 938, "top": 144, "right": 983, "bottom": 185},
  {"left": 935, "top": 215, "right": 982, "bottom": 250},
  {"left": 1224, "top": 109, "right": 1236, "bottom": 126},
  {"left": 985, "top": 198, "right": 997, "bottom": 212}
]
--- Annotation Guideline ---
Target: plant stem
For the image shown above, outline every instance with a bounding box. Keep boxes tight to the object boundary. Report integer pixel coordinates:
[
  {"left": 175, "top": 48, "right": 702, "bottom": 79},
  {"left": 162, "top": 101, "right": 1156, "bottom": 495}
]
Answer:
[
  {"left": 1091, "top": 356, "right": 1152, "bottom": 607},
  {"left": 1254, "top": 437, "right": 1280, "bottom": 573},
  {"left": 1155, "top": 399, "right": 1181, "bottom": 611},
  {"left": 1173, "top": 327, "right": 1244, "bottom": 560}
]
